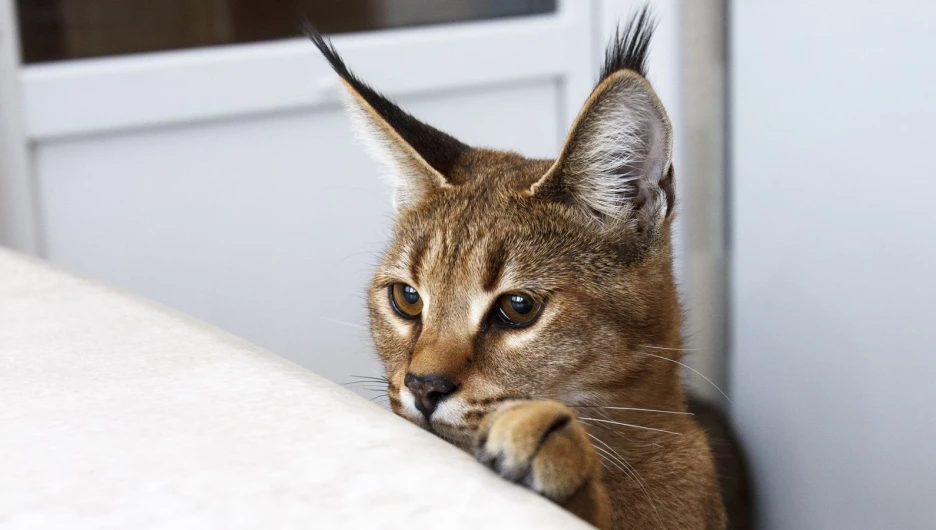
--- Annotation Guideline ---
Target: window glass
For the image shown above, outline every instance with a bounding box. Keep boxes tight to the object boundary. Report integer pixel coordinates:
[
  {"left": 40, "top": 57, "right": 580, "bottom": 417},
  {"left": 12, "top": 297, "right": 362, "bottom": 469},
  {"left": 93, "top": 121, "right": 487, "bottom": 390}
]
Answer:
[{"left": 17, "top": 0, "right": 558, "bottom": 64}]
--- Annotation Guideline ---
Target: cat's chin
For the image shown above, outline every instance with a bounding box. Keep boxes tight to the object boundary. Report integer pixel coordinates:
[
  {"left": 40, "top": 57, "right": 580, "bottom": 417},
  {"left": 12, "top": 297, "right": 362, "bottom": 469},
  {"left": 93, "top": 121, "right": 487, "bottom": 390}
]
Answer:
[
  {"left": 391, "top": 403, "right": 477, "bottom": 452},
  {"left": 419, "top": 418, "right": 476, "bottom": 453},
  {"left": 428, "top": 423, "right": 476, "bottom": 453}
]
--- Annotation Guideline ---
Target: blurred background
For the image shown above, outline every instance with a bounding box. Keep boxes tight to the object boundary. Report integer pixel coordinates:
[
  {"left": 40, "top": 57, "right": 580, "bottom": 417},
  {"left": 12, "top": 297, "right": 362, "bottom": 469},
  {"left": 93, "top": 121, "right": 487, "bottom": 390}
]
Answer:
[{"left": 1, "top": 1, "right": 933, "bottom": 528}]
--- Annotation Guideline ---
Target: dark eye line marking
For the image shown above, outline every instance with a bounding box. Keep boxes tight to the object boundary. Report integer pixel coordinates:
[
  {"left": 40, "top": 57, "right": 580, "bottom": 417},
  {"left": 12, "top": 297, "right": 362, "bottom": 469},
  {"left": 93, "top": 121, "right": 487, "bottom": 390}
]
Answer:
[
  {"left": 407, "top": 234, "right": 430, "bottom": 286},
  {"left": 482, "top": 239, "right": 508, "bottom": 292},
  {"left": 446, "top": 233, "right": 465, "bottom": 270}
]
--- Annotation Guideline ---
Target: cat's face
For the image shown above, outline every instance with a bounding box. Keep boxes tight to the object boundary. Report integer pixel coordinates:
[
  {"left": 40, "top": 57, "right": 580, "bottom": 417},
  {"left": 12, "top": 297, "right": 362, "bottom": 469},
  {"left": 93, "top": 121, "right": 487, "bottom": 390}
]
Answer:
[
  {"left": 368, "top": 152, "right": 681, "bottom": 449},
  {"left": 308, "top": 22, "right": 680, "bottom": 450}
]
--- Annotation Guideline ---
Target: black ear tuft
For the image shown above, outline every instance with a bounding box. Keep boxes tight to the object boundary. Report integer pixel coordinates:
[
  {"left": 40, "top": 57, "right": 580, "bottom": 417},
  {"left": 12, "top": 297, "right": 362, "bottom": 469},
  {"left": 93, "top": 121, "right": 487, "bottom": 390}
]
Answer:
[
  {"left": 304, "top": 23, "right": 468, "bottom": 179},
  {"left": 599, "top": 4, "right": 657, "bottom": 81},
  {"left": 304, "top": 21, "right": 355, "bottom": 82},
  {"left": 529, "top": 4, "right": 672, "bottom": 237}
]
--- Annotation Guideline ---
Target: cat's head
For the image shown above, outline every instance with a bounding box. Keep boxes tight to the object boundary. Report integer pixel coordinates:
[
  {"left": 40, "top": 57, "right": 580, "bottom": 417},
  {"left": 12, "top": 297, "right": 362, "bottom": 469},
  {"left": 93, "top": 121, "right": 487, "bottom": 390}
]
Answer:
[{"left": 311, "top": 8, "right": 683, "bottom": 449}]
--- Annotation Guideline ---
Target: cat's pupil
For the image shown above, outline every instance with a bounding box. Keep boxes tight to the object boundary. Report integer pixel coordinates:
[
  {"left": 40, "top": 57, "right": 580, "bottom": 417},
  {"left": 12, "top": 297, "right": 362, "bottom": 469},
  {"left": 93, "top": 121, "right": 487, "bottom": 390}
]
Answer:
[
  {"left": 510, "top": 295, "right": 533, "bottom": 315},
  {"left": 402, "top": 285, "right": 419, "bottom": 304}
]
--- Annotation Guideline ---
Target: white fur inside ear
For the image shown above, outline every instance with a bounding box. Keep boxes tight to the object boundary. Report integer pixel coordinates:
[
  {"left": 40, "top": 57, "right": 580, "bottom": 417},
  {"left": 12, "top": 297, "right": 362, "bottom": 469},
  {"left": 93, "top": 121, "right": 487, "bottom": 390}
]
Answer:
[
  {"left": 339, "top": 89, "right": 409, "bottom": 209},
  {"left": 573, "top": 103, "right": 646, "bottom": 221},
  {"left": 339, "top": 88, "right": 448, "bottom": 210},
  {"left": 545, "top": 76, "right": 672, "bottom": 228}
]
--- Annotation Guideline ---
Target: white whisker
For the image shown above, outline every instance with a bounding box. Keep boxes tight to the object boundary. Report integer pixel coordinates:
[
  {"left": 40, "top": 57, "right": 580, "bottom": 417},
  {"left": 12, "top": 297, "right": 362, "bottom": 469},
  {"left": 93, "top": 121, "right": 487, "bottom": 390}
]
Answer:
[
  {"left": 639, "top": 344, "right": 700, "bottom": 352},
  {"left": 326, "top": 319, "right": 369, "bottom": 331},
  {"left": 593, "top": 444, "right": 632, "bottom": 476},
  {"left": 576, "top": 406, "right": 693, "bottom": 415},
  {"left": 587, "top": 433, "right": 663, "bottom": 527},
  {"left": 586, "top": 410, "right": 665, "bottom": 449},
  {"left": 585, "top": 407, "right": 662, "bottom": 448},
  {"left": 578, "top": 417, "right": 682, "bottom": 436},
  {"left": 588, "top": 434, "right": 635, "bottom": 475},
  {"left": 596, "top": 458, "right": 612, "bottom": 473},
  {"left": 635, "top": 350, "right": 733, "bottom": 403}
]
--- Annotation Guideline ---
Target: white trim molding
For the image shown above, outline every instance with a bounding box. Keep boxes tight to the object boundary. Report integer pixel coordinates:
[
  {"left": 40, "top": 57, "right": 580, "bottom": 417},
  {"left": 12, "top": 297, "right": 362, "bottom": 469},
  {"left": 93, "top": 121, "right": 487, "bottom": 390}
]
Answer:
[
  {"left": 21, "top": 1, "right": 594, "bottom": 142},
  {"left": 0, "top": 0, "right": 40, "bottom": 254},
  {"left": 599, "top": 0, "right": 727, "bottom": 403},
  {"left": 679, "top": 0, "right": 728, "bottom": 404}
]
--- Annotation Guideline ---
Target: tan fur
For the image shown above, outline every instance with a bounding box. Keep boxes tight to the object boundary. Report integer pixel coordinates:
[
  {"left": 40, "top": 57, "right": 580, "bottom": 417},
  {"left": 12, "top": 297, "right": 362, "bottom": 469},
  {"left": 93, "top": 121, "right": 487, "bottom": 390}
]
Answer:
[
  {"left": 363, "top": 147, "right": 725, "bottom": 528},
  {"left": 317, "top": 17, "right": 727, "bottom": 528},
  {"left": 477, "top": 400, "right": 612, "bottom": 528}
]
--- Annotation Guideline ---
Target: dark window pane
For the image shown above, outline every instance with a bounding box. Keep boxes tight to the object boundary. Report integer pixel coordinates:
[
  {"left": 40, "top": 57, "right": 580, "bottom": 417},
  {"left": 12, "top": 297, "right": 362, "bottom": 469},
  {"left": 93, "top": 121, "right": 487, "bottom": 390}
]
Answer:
[{"left": 17, "top": 0, "right": 557, "bottom": 64}]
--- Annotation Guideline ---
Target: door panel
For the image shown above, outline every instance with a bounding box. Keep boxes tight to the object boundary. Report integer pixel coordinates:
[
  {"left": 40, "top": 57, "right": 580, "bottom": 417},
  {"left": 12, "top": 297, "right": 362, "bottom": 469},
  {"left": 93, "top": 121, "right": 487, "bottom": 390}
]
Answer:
[
  {"left": 14, "top": 1, "right": 690, "bottom": 397},
  {"left": 37, "top": 80, "right": 560, "bottom": 385},
  {"left": 23, "top": 2, "right": 593, "bottom": 393}
]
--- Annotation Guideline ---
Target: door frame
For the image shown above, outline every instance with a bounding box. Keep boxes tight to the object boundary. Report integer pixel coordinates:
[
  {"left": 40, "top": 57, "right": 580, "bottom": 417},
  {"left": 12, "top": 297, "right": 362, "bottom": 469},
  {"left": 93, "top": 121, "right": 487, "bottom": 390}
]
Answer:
[{"left": 0, "top": 0, "right": 40, "bottom": 253}]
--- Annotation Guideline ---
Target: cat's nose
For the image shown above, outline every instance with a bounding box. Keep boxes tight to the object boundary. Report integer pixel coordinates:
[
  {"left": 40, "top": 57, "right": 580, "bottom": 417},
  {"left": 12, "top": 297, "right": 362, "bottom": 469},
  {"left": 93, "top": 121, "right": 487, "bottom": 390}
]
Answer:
[{"left": 404, "top": 373, "right": 459, "bottom": 419}]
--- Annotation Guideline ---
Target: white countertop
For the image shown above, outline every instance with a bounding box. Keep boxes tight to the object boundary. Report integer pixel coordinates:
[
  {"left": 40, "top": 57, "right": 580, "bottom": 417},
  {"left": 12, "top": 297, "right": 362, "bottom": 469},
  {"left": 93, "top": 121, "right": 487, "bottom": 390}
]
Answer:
[{"left": 0, "top": 248, "right": 587, "bottom": 529}]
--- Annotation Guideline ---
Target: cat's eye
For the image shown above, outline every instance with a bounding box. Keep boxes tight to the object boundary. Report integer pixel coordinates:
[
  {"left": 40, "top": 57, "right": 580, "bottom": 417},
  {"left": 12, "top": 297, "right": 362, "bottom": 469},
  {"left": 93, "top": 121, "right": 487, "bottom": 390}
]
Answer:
[
  {"left": 389, "top": 283, "right": 422, "bottom": 319},
  {"left": 494, "top": 293, "right": 543, "bottom": 328}
]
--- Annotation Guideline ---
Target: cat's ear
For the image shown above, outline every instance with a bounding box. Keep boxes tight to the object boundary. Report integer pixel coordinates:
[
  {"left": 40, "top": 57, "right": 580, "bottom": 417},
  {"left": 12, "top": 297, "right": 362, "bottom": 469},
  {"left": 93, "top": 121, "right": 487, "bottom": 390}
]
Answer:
[
  {"left": 307, "top": 27, "right": 468, "bottom": 210},
  {"left": 530, "top": 8, "right": 674, "bottom": 237}
]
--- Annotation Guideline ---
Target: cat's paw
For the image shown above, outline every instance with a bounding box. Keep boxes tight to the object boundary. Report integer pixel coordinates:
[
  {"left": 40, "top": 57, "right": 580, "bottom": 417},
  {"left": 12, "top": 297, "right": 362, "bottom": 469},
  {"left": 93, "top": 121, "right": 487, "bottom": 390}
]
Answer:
[{"left": 476, "top": 400, "right": 612, "bottom": 529}]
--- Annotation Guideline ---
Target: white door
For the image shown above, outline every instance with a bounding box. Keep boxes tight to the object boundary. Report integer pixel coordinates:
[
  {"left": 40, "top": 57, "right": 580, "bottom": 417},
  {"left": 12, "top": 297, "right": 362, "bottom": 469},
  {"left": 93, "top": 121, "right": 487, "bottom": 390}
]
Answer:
[
  {"left": 4, "top": 0, "right": 687, "bottom": 395},
  {"left": 13, "top": 1, "right": 595, "bottom": 391}
]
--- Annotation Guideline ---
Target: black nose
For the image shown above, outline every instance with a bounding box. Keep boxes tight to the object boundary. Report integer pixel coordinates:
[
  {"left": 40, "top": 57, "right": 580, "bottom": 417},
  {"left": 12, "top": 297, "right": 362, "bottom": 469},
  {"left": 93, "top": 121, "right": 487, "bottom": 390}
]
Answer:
[{"left": 404, "top": 373, "right": 459, "bottom": 419}]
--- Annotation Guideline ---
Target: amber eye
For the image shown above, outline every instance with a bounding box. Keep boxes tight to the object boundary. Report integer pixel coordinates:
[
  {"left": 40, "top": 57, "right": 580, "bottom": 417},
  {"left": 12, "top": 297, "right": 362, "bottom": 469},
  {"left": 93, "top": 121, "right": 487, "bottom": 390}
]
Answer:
[
  {"left": 494, "top": 293, "right": 543, "bottom": 328},
  {"left": 389, "top": 283, "right": 423, "bottom": 319}
]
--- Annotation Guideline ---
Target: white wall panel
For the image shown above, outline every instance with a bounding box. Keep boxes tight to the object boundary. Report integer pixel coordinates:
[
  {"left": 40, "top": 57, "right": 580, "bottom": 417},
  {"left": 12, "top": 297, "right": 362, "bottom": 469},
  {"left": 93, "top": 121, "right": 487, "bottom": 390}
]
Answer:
[{"left": 36, "top": 82, "right": 559, "bottom": 387}]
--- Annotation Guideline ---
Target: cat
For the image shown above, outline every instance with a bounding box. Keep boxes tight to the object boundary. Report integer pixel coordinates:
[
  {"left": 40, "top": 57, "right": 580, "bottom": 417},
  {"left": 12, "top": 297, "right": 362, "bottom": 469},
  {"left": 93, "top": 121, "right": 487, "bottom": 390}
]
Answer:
[{"left": 309, "top": 7, "right": 743, "bottom": 529}]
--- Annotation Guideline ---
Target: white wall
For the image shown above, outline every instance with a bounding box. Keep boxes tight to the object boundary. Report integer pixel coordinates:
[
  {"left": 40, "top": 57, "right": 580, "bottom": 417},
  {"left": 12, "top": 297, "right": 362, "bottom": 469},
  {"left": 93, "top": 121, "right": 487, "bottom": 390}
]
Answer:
[{"left": 731, "top": 2, "right": 936, "bottom": 528}]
